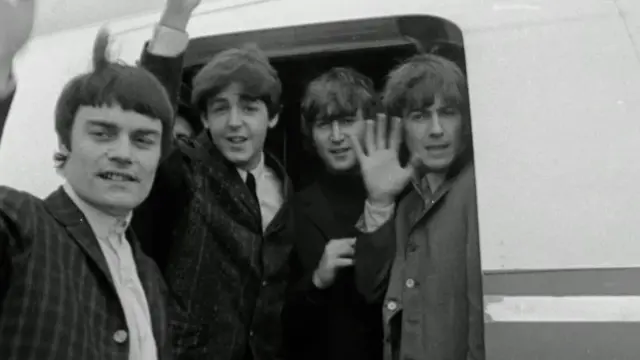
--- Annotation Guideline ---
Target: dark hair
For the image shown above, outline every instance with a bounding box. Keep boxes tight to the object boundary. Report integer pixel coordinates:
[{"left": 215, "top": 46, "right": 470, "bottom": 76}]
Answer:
[
  {"left": 176, "top": 102, "right": 203, "bottom": 135},
  {"left": 383, "top": 54, "right": 473, "bottom": 170},
  {"left": 382, "top": 53, "right": 468, "bottom": 118},
  {"left": 191, "top": 44, "right": 281, "bottom": 118},
  {"left": 54, "top": 29, "right": 174, "bottom": 167},
  {"left": 300, "top": 67, "right": 377, "bottom": 141}
]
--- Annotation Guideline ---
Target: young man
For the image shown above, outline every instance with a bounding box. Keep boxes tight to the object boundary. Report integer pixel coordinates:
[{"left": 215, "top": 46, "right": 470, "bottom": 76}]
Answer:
[
  {"left": 0, "top": 0, "right": 197, "bottom": 358},
  {"left": 350, "top": 54, "right": 485, "bottom": 360},
  {"left": 284, "top": 67, "right": 383, "bottom": 360},
  {"left": 132, "top": 44, "right": 295, "bottom": 359}
]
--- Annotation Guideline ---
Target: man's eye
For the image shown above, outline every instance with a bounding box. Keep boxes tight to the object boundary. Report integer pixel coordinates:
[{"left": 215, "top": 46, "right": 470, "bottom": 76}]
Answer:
[
  {"left": 210, "top": 106, "right": 227, "bottom": 114},
  {"left": 244, "top": 105, "right": 259, "bottom": 113},
  {"left": 90, "top": 131, "right": 110, "bottom": 139},
  {"left": 442, "top": 107, "right": 459, "bottom": 116},
  {"left": 408, "top": 112, "right": 425, "bottom": 121},
  {"left": 135, "top": 136, "right": 155, "bottom": 146}
]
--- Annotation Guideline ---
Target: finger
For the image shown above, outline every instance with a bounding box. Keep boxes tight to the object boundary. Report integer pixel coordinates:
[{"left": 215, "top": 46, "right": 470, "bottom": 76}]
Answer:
[
  {"left": 375, "top": 113, "right": 388, "bottom": 149},
  {"left": 365, "top": 119, "right": 376, "bottom": 154},
  {"left": 389, "top": 116, "right": 403, "bottom": 152},
  {"left": 337, "top": 245, "right": 355, "bottom": 257},
  {"left": 334, "top": 258, "right": 354, "bottom": 267},
  {"left": 347, "top": 133, "right": 366, "bottom": 163},
  {"left": 345, "top": 237, "right": 357, "bottom": 247}
]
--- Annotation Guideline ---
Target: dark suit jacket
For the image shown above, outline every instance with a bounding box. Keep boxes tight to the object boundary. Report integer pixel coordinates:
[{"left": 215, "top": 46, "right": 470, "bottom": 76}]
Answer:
[
  {"left": 284, "top": 178, "right": 383, "bottom": 360},
  {"left": 132, "top": 114, "right": 296, "bottom": 359},
  {"left": 0, "top": 47, "right": 183, "bottom": 360}
]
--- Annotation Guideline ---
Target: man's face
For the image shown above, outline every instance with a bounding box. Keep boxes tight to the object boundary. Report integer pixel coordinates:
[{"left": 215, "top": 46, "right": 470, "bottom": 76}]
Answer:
[
  {"left": 403, "top": 95, "right": 463, "bottom": 173},
  {"left": 62, "top": 104, "right": 163, "bottom": 216},
  {"left": 204, "top": 82, "right": 277, "bottom": 170},
  {"left": 173, "top": 115, "right": 194, "bottom": 142},
  {"left": 312, "top": 109, "right": 365, "bottom": 172}
]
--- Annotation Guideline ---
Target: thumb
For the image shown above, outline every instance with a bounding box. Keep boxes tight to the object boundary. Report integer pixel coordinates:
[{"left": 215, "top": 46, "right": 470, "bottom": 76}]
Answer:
[{"left": 400, "top": 154, "right": 421, "bottom": 183}]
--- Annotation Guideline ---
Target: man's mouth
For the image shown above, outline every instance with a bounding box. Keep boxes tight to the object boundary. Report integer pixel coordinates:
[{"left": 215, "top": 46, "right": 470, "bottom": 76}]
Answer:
[
  {"left": 97, "top": 171, "right": 139, "bottom": 182},
  {"left": 329, "top": 148, "right": 350, "bottom": 155},
  {"left": 227, "top": 136, "right": 248, "bottom": 144},
  {"left": 425, "top": 144, "right": 450, "bottom": 151}
]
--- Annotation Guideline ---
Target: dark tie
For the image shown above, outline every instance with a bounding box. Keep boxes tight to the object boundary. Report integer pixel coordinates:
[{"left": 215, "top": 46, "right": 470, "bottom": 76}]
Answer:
[{"left": 245, "top": 172, "right": 259, "bottom": 203}]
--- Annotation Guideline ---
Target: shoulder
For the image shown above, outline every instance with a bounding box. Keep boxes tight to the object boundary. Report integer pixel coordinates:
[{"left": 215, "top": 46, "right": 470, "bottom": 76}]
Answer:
[
  {"left": 0, "top": 186, "right": 45, "bottom": 249},
  {"left": 0, "top": 186, "right": 43, "bottom": 221}
]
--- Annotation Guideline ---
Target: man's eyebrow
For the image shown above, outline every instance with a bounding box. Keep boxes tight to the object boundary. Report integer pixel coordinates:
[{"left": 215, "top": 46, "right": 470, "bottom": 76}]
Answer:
[
  {"left": 133, "top": 128, "right": 162, "bottom": 137},
  {"left": 86, "top": 119, "right": 118, "bottom": 129}
]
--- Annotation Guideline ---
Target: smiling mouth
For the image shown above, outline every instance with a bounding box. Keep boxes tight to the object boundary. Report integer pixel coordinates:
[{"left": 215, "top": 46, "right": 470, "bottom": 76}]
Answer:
[
  {"left": 227, "top": 136, "right": 248, "bottom": 144},
  {"left": 97, "top": 171, "right": 139, "bottom": 182},
  {"left": 329, "top": 148, "right": 350, "bottom": 154}
]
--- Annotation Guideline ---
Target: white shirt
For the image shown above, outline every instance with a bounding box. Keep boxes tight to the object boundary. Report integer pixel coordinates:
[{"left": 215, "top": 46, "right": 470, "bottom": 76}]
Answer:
[
  {"left": 63, "top": 183, "right": 157, "bottom": 360},
  {"left": 236, "top": 153, "right": 284, "bottom": 231}
]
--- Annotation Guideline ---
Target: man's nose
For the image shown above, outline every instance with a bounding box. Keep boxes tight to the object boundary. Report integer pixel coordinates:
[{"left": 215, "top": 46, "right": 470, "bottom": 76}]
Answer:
[
  {"left": 429, "top": 114, "right": 445, "bottom": 137},
  {"left": 228, "top": 107, "right": 243, "bottom": 127},
  {"left": 329, "top": 121, "right": 345, "bottom": 142},
  {"left": 108, "top": 137, "right": 134, "bottom": 165}
]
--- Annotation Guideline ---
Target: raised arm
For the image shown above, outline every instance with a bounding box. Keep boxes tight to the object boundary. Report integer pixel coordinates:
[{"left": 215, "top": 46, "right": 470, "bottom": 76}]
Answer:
[
  {"left": 138, "top": 0, "right": 202, "bottom": 120},
  {"left": 131, "top": 0, "right": 201, "bottom": 269},
  {"left": 354, "top": 201, "right": 397, "bottom": 302},
  {"left": 0, "top": 0, "right": 35, "bottom": 146},
  {"left": 348, "top": 114, "right": 417, "bottom": 302},
  {"left": 0, "top": 82, "right": 16, "bottom": 144}
]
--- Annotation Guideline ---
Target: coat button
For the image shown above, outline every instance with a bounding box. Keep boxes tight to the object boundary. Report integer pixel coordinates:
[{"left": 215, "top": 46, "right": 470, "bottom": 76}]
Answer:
[
  {"left": 113, "top": 329, "right": 128, "bottom": 344},
  {"left": 386, "top": 301, "right": 397, "bottom": 311},
  {"left": 405, "top": 279, "right": 415, "bottom": 288}
]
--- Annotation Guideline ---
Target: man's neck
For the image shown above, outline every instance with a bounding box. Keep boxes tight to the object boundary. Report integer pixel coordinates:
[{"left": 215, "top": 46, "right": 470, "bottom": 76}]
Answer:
[
  {"left": 426, "top": 172, "right": 446, "bottom": 193},
  {"left": 236, "top": 152, "right": 265, "bottom": 180}
]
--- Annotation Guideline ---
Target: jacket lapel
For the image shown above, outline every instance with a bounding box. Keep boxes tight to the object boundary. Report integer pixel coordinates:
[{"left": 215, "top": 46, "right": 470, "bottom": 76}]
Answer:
[
  {"left": 195, "top": 132, "right": 262, "bottom": 227},
  {"left": 43, "top": 187, "right": 116, "bottom": 289}
]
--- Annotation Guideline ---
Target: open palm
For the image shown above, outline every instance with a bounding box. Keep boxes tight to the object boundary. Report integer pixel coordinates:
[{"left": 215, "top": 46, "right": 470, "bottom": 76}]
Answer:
[{"left": 350, "top": 114, "right": 418, "bottom": 206}]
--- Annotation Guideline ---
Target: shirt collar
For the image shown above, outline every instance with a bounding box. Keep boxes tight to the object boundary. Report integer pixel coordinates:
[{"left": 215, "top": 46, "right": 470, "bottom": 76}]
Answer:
[
  {"left": 237, "top": 152, "right": 266, "bottom": 182},
  {"left": 62, "top": 183, "right": 132, "bottom": 240}
]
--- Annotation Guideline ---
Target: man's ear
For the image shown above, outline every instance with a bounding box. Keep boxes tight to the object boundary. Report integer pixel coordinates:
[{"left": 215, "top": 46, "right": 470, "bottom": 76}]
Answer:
[
  {"left": 268, "top": 114, "right": 279, "bottom": 129},
  {"left": 201, "top": 114, "right": 209, "bottom": 129},
  {"left": 54, "top": 143, "right": 71, "bottom": 175}
]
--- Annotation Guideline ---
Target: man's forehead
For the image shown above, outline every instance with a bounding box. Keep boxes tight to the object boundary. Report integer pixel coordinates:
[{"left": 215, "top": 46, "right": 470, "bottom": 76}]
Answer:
[
  {"left": 210, "top": 82, "right": 260, "bottom": 100},
  {"left": 75, "top": 105, "right": 162, "bottom": 132},
  {"left": 320, "top": 106, "right": 362, "bottom": 121},
  {"left": 406, "top": 94, "right": 458, "bottom": 111}
]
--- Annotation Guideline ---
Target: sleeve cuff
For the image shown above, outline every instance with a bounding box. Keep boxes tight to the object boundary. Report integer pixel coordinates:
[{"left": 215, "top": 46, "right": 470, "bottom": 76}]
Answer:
[
  {"left": 147, "top": 24, "right": 189, "bottom": 57},
  {"left": 356, "top": 200, "right": 395, "bottom": 233}
]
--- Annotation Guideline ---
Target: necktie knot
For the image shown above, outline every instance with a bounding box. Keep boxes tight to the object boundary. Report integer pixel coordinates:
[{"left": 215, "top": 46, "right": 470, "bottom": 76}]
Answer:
[{"left": 246, "top": 172, "right": 259, "bottom": 202}]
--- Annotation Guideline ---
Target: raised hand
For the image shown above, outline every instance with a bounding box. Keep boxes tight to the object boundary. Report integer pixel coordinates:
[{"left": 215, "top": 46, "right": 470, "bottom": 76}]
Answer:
[
  {"left": 312, "top": 238, "right": 356, "bottom": 289},
  {"left": 349, "top": 114, "right": 419, "bottom": 207},
  {"left": 0, "top": 0, "right": 36, "bottom": 73},
  {"left": 160, "top": 0, "right": 203, "bottom": 30},
  {"left": 166, "top": 0, "right": 202, "bottom": 15}
]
